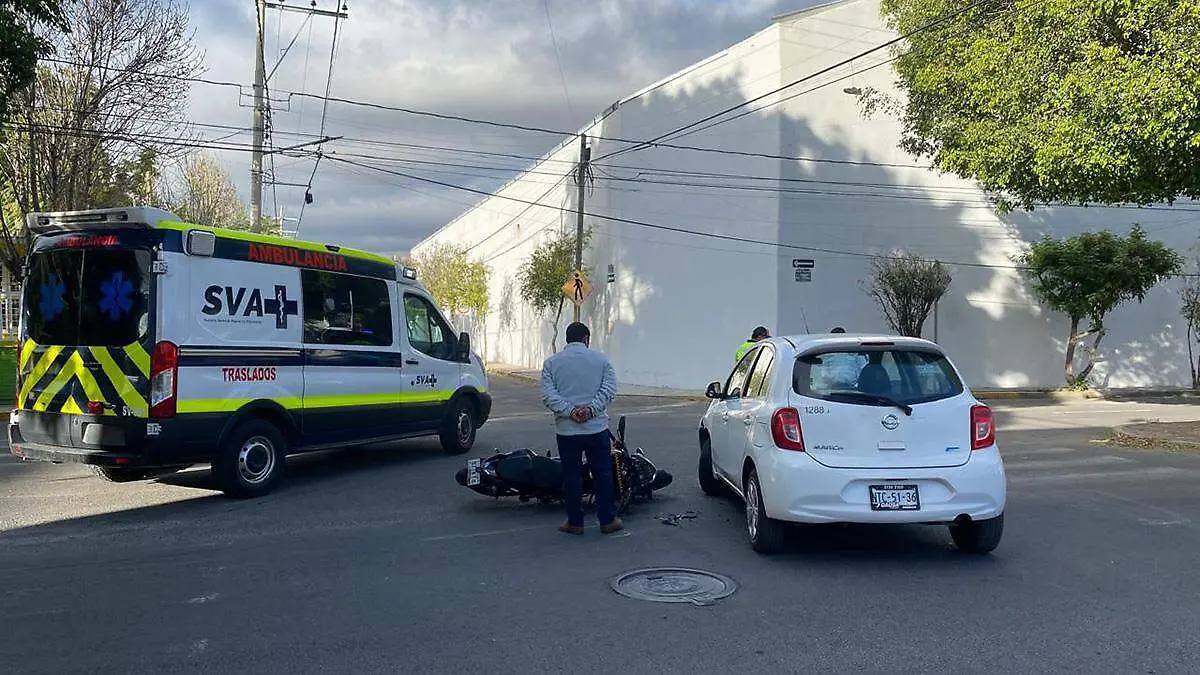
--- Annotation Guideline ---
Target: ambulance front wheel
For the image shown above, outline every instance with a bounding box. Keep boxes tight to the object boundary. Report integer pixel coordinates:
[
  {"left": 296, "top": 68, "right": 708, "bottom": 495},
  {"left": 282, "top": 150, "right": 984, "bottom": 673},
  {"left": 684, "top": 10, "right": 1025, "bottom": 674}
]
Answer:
[
  {"left": 213, "top": 419, "right": 286, "bottom": 498},
  {"left": 440, "top": 397, "right": 477, "bottom": 454}
]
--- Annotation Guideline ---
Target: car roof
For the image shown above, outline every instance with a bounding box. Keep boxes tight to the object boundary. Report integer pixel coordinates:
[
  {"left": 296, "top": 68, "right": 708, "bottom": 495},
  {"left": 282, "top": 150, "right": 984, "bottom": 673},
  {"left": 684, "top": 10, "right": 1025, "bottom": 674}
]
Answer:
[{"left": 774, "top": 333, "right": 944, "bottom": 353}]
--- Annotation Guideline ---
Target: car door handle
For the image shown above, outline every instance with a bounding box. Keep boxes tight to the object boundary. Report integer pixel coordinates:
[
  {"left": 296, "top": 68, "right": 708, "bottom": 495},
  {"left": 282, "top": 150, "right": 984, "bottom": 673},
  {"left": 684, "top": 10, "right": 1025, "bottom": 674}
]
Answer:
[{"left": 405, "top": 359, "right": 419, "bottom": 365}]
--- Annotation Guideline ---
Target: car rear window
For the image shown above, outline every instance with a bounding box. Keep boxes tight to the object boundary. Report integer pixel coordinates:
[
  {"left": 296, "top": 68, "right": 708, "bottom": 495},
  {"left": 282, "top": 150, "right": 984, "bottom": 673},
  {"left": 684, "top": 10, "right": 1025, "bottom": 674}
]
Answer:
[
  {"left": 24, "top": 248, "right": 152, "bottom": 346},
  {"left": 792, "top": 347, "right": 964, "bottom": 406}
]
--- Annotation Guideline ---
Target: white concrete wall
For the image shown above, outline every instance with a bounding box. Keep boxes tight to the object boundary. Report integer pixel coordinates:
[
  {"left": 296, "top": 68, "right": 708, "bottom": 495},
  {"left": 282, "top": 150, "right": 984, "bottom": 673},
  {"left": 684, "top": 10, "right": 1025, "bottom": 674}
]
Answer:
[
  {"left": 414, "top": 20, "right": 789, "bottom": 390},
  {"left": 770, "top": 0, "right": 1200, "bottom": 389},
  {"left": 415, "top": 0, "right": 1200, "bottom": 390}
]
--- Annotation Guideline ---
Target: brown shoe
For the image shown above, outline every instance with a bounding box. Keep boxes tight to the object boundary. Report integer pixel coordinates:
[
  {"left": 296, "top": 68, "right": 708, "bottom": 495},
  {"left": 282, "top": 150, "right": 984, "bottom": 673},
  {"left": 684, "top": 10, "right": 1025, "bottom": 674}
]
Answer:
[
  {"left": 559, "top": 522, "right": 585, "bottom": 535},
  {"left": 600, "top": 518, "right": 624, "bottom": 534}
]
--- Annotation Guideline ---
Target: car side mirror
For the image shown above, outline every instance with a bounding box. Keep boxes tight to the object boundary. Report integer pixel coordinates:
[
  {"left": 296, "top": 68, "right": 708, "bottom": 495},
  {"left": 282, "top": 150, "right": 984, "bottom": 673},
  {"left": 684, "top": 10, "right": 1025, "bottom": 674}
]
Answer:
[
  {"left": 705, "top": 381, "right": 726, "bottom": 399},
  {"left": 455, "top": 331, "right": 471, "bottom": 362}
]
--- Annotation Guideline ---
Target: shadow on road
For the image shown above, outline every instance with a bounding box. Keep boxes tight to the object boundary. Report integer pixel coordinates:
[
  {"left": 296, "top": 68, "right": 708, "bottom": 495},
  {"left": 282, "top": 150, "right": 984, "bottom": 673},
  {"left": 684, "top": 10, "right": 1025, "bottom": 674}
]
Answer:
[{"left": 153, "top": 438, "right": 450, "bottom": 494}]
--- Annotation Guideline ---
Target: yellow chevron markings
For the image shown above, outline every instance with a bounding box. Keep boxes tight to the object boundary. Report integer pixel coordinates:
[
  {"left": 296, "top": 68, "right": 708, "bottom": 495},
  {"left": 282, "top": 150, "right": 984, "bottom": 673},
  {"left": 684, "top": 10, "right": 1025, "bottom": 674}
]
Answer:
[
  {"left": 19, "top": 340, "right": 36, "bottom": 369},
  {"left": 19, "top": 345, "right": 64, "bottom": 406},
  {"left": 91, "top": 347, "right": 148, "bottom": 417},
  {"left": 124, "top": 342, "right": 150, "bottom": 377}
]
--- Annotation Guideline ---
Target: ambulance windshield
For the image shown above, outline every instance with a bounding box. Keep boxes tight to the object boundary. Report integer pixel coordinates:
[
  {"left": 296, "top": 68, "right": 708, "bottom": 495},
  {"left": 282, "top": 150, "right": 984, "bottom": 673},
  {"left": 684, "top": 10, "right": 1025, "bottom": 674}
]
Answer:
[{"left": 24, "top": 248, "right": 152, "bottom": 346}]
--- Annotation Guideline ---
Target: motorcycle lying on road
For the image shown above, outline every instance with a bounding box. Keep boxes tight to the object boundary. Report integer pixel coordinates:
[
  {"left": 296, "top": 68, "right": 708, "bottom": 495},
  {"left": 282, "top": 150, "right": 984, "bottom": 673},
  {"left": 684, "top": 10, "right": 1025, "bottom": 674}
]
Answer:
[{"left": 454, "top": 415, "right": 673, "bottom": 515}]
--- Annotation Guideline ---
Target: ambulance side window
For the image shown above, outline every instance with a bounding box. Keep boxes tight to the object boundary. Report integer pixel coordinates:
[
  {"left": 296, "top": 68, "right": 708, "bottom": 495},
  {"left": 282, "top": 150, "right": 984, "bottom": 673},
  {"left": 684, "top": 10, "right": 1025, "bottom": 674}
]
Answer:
[
  {"left": 301, "top": 270, "right": 393, "bottom": 347},
  {"left": 403, "top": 294, "right": 454, "bottom": 361}
]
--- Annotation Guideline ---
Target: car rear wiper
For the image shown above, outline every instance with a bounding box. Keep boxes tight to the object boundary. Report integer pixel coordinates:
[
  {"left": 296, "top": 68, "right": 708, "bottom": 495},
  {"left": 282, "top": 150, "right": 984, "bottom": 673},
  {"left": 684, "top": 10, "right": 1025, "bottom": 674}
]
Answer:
[{"left": 827, "top": 391, "right": 913, "bottom": 416}]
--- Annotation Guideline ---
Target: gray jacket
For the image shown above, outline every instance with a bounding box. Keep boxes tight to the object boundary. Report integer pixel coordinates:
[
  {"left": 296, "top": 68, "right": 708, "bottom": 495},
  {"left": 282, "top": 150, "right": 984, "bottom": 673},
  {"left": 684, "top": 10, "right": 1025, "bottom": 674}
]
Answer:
[{"left": 540, "top": 342, "right": 618, "bottom": 436}]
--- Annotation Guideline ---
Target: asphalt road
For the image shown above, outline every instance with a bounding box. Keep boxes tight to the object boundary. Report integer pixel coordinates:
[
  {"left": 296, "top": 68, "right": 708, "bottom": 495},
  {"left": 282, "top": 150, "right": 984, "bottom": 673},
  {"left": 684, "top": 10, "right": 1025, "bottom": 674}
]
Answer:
[{"left": 3, "top": 377, "right": 1200, "bottom": 674}]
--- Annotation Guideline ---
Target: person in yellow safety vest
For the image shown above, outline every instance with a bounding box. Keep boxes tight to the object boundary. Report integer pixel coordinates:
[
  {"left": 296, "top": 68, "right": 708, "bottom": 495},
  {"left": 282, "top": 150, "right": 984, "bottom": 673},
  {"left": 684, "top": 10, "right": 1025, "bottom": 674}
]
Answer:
[{"left": 735, "top": 326, "right": 770, "bottom": 364}]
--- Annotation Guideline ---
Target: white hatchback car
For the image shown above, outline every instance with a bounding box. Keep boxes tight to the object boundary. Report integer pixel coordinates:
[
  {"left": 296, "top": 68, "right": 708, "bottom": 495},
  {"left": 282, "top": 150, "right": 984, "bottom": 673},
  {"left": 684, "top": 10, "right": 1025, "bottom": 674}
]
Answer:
[{"left": 698, "top": 333, "right": 1006, "bottom": 555}]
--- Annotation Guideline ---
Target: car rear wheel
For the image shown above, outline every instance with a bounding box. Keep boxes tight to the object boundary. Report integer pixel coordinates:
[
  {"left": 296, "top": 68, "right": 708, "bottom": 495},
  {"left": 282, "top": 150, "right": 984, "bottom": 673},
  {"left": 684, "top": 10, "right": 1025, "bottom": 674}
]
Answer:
[
  {"left": 440, "top": 397, "right": 476, "bottom": 454},
  {"left": 212, "top": 419, "right": 285, "bottom": 499},
  {"left": 745, "top": 468, "right": 786, "bottom": 555},
  {"left": 698, "top": 436, "right": 722, "bottom": 496},
  {"left": 949, "top": 512, "right": 1004, "bottom": 554}
]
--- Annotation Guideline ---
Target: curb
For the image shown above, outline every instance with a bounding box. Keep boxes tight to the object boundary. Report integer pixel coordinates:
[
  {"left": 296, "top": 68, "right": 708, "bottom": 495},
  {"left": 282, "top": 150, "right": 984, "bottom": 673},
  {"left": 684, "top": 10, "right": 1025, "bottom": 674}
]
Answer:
[
  {"left": 487, "top": 367, "right": 704, "bottom": 401},
  {"left": 488, "top": 367, "right": 1195, "bottom": 403},
  {"left": 1111, "top": 424, "right": 1200, "bottom": 451},
  {"left": 974, "top": 389, "right": 1102, "bottom": 401}
]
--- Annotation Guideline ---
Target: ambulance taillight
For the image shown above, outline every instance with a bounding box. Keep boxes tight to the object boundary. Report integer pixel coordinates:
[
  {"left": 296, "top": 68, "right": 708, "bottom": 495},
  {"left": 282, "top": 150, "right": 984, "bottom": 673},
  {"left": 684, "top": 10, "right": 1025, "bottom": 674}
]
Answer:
[{"left": 149, "top": 341, "right": 178, "bottom": 418}]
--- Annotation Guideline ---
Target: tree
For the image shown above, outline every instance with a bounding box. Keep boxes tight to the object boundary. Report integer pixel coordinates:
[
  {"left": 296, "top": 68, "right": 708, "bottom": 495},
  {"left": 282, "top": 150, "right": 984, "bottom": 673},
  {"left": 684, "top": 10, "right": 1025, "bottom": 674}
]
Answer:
[
  {"left": 1015, "top": 225, "right": 1182, "bottom": 387},
  {"left": 1180, "top": 250, "right": 1200, "bottom": 389},
  {"left": 0, "top": 1, "right": 67, "bottom": 123},
  {"left": 864, "top": 251, "right": 951, "bottom": 338},
  {"left": 0, "top": 0, "right": 202, "bottom": 275},
  {"left": 411, "top": 242, "right": 490, "bottom": 321},
  {"left": 517, "top": 228, "right": 590, "bottom": 352},
  {"left": 876, "top": 0, "right": 1200, "bottom": 211},
  {"left": 166, "top": 153, "right": 251, "bottom": 229}
]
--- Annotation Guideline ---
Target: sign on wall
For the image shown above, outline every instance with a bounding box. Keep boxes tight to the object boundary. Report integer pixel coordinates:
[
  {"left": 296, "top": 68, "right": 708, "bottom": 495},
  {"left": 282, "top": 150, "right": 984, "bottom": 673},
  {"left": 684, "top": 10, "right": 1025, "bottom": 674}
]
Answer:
[{"left": 793, "top": 258, "right": 814, "bottom": 282}]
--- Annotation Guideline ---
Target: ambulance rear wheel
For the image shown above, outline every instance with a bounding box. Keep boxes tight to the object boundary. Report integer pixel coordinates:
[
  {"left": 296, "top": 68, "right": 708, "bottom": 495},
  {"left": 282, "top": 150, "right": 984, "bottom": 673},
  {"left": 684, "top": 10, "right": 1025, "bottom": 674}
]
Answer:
[
  {"left": 440, "top": 397, "right": 477, "bottom": 454},
  {"left": 213, "top": 419, "right": 285, "bottom": 498}
]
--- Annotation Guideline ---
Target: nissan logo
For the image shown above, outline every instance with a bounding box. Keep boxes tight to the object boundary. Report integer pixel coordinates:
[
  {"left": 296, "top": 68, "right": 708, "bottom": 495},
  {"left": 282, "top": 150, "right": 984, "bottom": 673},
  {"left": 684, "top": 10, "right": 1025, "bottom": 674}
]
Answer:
[{"left": 881, "top": 414, "right": 900, "bottom": 430}]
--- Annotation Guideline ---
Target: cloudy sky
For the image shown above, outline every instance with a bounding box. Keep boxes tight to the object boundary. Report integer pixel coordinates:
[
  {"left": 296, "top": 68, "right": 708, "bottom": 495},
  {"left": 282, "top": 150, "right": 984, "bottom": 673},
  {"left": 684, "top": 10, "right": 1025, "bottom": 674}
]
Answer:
[{"left": 185, "top": 0, "right": 813, "bottom": 256}]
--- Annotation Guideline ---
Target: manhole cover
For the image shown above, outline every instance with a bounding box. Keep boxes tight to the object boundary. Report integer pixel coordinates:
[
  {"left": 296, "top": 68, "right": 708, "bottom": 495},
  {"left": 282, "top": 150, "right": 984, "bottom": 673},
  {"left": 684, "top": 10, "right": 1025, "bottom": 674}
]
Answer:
[{"left": 610, "top": 567, "right": 737, "bottom": 606}]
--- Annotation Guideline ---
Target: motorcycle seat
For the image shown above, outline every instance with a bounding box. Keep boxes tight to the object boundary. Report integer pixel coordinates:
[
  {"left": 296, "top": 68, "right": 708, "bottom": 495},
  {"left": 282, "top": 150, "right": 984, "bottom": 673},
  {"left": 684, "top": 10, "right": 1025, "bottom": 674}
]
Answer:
[{"left": 493, "top": 453, "right": 563, "bottom": 490}]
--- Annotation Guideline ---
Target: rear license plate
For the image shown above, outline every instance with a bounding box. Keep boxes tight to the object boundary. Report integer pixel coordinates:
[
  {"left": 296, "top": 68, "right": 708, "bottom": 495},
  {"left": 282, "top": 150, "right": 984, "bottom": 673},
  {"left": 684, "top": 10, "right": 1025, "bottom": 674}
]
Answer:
[
  {"left": 466, "top": 458, "right": 481, "bottom": 486},
  {"left": 869, "top": 483, "right": 920, "bottom": 511}
]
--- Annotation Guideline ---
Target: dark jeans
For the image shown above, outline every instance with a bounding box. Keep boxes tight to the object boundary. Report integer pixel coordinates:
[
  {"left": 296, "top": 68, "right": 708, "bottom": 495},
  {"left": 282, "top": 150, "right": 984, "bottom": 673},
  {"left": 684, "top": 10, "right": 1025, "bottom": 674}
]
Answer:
[{"left": 557, "top": 431, "right": 616, "bottom": 527}]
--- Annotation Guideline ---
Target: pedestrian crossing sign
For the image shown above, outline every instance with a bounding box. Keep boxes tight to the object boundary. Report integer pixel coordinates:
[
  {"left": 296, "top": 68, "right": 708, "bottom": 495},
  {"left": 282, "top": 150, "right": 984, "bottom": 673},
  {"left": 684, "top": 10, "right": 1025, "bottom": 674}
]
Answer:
[{"left": 562, "top": 270, "right": 592, "bottom": 305}]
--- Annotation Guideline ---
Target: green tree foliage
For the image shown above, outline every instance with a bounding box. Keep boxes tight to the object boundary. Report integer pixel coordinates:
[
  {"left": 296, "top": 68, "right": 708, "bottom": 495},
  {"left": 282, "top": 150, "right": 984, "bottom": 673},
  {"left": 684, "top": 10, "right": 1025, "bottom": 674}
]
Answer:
[
  {"left": 877, "top": 0, "right": 1200, "bottom": 210},
  {"left": 1016, "top": 226, "right": 1182, "bottom": 386},
  {"left": 0, "top": 0, "right": 67, "bottom": 122},
  {"left": 412, "top": 242, "right": 490, "bottom": 321},
  {"left": 516, "top": 228, "right": 590, "bottom": 352},
  {"left": 0, "top": 0, "right": 201, "bottom": 277},
  {"left": 865, "top": 251, "right": 951, "bottom": 338}
]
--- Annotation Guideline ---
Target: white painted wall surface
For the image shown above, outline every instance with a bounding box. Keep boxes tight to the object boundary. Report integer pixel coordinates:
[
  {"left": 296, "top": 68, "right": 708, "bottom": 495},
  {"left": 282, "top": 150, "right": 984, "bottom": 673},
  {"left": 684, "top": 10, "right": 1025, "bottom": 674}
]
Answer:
[{"left": 414, "top": 0, "right": 1200, "bottom": 390}]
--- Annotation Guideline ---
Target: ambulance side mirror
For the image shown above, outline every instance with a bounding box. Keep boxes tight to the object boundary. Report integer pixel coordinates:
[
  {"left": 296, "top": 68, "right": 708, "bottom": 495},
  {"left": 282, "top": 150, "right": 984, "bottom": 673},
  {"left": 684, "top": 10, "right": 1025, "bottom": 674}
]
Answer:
[{"left": 455, "top": 332, "right": 471, "bottom": 362}]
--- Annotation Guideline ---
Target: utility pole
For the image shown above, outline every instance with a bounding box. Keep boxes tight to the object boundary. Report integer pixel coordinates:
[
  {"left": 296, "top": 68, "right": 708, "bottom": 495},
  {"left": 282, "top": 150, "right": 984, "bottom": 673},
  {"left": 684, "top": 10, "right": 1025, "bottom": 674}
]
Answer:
[
  {"left": 251, "top": 1, "right": 348, "bottom": 234},
  {"left": 249, "top": 0, "right": 267, "bottom": 232},
  {"left": 573, "top": 133, "right": 589, "bottom": 322}
]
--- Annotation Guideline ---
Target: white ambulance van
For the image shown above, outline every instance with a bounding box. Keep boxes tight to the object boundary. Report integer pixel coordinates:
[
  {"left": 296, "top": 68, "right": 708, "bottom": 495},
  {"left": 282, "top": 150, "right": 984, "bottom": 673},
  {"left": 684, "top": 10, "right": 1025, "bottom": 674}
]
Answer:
[{"left": 8, "top": 207, "right": 492, "bottom": 497}]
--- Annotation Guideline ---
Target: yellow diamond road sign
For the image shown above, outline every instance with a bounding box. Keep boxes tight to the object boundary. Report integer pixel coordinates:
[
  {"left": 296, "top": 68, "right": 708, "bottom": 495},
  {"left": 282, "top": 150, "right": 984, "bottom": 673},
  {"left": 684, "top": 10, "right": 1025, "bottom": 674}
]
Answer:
[{"left": 562, "top": 270, "right": 592, "bottom": 305}]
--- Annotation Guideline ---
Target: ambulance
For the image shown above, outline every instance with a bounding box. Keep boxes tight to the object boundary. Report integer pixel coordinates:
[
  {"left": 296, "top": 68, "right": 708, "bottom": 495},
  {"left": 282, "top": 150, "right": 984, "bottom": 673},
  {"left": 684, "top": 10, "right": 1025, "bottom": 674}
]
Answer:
[{"left": 8, "top": 207, "right": 492, "bottom": 497}]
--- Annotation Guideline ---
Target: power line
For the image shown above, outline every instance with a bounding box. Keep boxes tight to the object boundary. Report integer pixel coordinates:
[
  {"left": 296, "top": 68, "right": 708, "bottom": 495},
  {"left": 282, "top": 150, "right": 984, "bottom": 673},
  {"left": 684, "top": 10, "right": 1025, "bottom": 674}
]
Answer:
[
  {"left": 34, "top": 55, "right": 933, "bottom": 171},
  {"left": 594, "top": 0, "right": 1004, "bottom": 162},
  {"left": 542, "top": 0, "right": 575, "bottom": 122},
  {"left": 667, "top": 0, "right": 1031, "bottom": 144},
  {"left": 326, "top": 149, "right": 1200, "bottom": 214},
  {"left": 323, "top": 154, "right": 1033, "bottom": 271}
]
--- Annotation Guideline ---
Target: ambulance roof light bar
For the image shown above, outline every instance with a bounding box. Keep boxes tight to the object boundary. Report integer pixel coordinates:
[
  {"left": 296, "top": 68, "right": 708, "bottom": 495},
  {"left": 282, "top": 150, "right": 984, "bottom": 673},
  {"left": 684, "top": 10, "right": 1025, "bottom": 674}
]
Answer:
[{"left": 27, "top": 206, "right": 181, "bottom": 234}]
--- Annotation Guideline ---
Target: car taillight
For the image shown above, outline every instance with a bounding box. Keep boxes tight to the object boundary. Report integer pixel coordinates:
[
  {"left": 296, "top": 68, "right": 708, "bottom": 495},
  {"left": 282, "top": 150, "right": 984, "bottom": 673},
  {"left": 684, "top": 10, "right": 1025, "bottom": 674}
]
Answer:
[
  {"left": 149, "top": 341, "right": 178, "bottom": 419},
  {"left": 971, "top": 404, "right": 995, "bottom": 449},
  {"left": 770, "top": 407, "right": 805, "bottom": 451}
]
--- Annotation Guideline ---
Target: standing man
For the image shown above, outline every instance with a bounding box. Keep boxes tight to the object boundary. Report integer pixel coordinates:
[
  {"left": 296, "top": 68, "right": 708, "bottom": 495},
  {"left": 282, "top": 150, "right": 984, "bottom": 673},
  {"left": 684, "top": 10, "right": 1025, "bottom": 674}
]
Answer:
[
  {"left": 735, "top": 326, "right": 770, "bottom": 364},
  {"left": 541, "top": 322, "right": 622, "bottom": 535}
]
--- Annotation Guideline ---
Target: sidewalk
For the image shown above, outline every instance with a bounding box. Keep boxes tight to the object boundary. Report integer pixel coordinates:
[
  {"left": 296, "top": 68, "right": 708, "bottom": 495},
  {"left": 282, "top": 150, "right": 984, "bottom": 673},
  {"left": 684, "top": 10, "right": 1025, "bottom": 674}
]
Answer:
[
  {"left": 1111, "top": 421, "right": 1200, "bottom": 452},
  {"left": 486, "top": 363, "right": 707, "bottom": 399},
  {"left": 485, "top": 363, "right": 1199, "bottom": 404}
]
